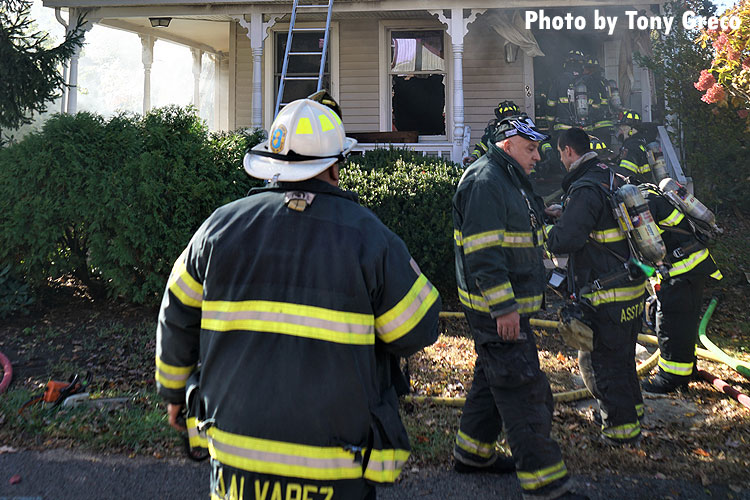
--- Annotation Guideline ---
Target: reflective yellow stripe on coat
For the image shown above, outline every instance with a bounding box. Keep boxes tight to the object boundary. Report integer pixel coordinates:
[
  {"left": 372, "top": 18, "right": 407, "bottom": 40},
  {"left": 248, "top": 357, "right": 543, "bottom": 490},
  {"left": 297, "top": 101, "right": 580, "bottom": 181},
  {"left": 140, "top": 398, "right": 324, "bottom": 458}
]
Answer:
[
  {"left": 168, "top": 255, "right": 203, "bottom": 308},
  {"left": 456, "top": 229, "right": 544, "bottom": 254},
  {"left": 201, "top": 300, "right": 375, "bottom": 345},
  {"left": 155, "top": 357, "right": 194, "bottom": 390},
  {"left": 375, "top": 273, "right": 439, "bottom": 343},
  {"left": 590, "top": 227, "right": 626, "bottom": 244},
  {"left": 669, "top": 248, "right": 710, "bottom": 278},
  {"left": 582, "top": 282, "right": 645, "bottom": 307},
  {"left": 207, "top": 427, "right": 363, "bottom": 480}
]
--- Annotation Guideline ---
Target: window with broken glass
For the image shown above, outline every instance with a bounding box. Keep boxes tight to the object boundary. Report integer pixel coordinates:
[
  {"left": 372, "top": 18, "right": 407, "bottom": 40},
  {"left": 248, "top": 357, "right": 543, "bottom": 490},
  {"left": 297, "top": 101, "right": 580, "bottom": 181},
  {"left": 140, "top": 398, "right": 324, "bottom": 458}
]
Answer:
[{"left": 389, "top": 29, "right": 446, "bottom": 136}]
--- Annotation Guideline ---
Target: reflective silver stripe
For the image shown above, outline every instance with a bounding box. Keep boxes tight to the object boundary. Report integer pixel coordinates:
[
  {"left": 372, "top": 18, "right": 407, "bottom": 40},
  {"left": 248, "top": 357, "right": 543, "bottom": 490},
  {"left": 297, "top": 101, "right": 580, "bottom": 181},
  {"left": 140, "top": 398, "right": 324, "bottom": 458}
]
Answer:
[
  {"left": 517, "top": 460, "right": 568, "bottom": 490},
  {"left": 659, "top": 208, "right": 684, "bottom": 227},
  {"left": 458, "top": 287, "right": 490, "bottom": 313},
  {"left": 602, "top": 422, "right": 640, "bottom": 440},
  {"left": 590, "top": 228, "right": 626, "bottom": 243},
  {"left": 456, "top": 430, "right": 494, "bottom": 458},
  {"left": 376, "top": 275, "right": 439, "bottom": 342},
  {"left": 202, "top": 309, "right": 374, "bottom": 336},
  {"left": 483, "top": 282, "right": 514, "bottom": 306},
  {"left": 463, "top": 230, "right": 504, "bottom": 254},
  {"left": 211, "top": 439, "right": 357, "bottom": 470},
  {"left": 658, "top": 356, "right": 693, "bottom": 376},
  {"left": 517, "top": 294, "right": 543, "bottom": 314}
]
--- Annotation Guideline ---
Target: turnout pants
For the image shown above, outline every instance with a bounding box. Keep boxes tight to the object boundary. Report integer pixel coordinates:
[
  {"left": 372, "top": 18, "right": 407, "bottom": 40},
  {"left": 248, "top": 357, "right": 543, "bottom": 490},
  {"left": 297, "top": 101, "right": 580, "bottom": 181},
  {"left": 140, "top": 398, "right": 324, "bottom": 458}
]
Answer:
[
  {"left": 455, "top": 315, "right": 570, "bottom": 499},
  {"left": 579, "top": 298, "right": 644, "bottom": 443},
  {"left": 655, "top": 274, "right": 707, "bottom": 382},
  {"left": 209, "top": 459, "right": 376, "bottom": 500}
]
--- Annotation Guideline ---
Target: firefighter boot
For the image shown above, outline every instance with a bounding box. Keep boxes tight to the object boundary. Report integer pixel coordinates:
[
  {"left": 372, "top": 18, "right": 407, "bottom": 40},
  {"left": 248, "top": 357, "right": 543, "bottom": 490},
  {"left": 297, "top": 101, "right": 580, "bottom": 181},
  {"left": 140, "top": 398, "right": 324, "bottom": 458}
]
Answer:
[
  {"left": 453, "top": 454, "right": 515, "bottom": 474},
  {"left": 641, "top": 372, "right": 689, "bottom": 394}
]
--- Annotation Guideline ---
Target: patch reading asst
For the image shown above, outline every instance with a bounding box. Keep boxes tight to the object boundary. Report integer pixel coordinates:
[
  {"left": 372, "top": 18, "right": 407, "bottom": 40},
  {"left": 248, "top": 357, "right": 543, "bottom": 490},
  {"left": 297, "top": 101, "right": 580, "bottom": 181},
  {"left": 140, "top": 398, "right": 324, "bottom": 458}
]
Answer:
[{"left": 269, "top": 125, "right": 288, "bottom": 153}]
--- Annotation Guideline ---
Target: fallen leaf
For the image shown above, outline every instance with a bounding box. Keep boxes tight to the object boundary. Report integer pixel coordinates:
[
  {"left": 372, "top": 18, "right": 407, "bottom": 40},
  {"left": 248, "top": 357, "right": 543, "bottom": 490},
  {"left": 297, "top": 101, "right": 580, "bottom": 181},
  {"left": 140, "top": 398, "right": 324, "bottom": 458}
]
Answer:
[
  {"left": 655, "top": 473, "right": 667, "bottom": 480},
  {"left": 693, "top": 448, "right": 711, "bottom": 457},
  {"left": 684, "top": 412, "right": 696, "bottom": 417},
  {"left": 0, "top": 446, "right": 17, "bottom": 454},
  {"left": 9, "top": 474, "right": 21, "bottom": 485}
]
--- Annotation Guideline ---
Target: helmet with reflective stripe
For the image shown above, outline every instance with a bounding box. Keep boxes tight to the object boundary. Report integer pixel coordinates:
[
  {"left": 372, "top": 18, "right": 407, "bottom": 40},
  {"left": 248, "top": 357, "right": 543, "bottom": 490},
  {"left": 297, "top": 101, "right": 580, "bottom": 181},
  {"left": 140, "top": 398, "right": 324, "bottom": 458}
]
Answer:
[
  {"left": 566, "top": 49, "right": 585, "bottom": 64},
  {"left": 244, "top": 99, "right": 357, "bottom": 182},
  {"left": 494, "top": 114, "right": 550, "bottom": 143},
  {"left": 619, "top": 109, "right": 642, "bottom": 126},
  {"left": 589, "top": 135, "right": 608, "bottom": 151},
  {"left": 495, "top": 100, "right": 520, "bottom": 120}
]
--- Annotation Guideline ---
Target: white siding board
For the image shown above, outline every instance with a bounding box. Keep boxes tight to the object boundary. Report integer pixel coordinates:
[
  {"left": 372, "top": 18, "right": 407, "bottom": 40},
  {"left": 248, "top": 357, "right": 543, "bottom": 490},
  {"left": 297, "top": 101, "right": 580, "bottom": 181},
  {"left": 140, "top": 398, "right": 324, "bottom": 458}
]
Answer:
[
  {"left": 235, "top": 28, "right": 252, "bottom": 129},
  {"left": 463, "top": 16, "right": 527, "bottom": 149},
  {"left": 339, "top": 19, "right": 379, "bottom": 132}
]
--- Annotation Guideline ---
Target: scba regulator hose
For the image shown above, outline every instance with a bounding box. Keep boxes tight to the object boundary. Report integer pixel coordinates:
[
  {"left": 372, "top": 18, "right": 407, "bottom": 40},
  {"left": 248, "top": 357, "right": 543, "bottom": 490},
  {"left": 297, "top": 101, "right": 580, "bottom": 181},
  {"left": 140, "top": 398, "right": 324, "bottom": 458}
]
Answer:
[{"left": 0, "top": 350, "right": 12, "bottom": 394}]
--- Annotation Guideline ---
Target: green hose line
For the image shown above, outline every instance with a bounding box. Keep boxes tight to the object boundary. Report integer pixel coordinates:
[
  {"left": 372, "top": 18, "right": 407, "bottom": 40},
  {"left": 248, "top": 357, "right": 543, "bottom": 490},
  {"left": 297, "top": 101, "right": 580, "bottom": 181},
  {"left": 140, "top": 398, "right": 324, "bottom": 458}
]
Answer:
[{"left": 697, "top": 298, "right": 750, "bottom": 380}]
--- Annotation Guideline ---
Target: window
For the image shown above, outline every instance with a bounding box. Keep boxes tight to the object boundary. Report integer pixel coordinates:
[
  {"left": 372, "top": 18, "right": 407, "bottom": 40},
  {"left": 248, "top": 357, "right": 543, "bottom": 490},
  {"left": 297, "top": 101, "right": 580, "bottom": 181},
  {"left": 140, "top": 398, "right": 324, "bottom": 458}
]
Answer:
[
  {"left": 274, "top": 31, "right": 330, "bottom": 107},
  {"left": 389, "top": 30, "right": 446, "bottom": 136}
]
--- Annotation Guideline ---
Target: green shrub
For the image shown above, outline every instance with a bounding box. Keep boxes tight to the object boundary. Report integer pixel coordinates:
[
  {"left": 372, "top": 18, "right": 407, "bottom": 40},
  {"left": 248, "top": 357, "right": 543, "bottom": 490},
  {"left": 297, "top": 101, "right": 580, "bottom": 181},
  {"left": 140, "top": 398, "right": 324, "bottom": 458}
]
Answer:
[
  {"left": 341, "top": 148, "right": 462, "bottom": 300},
  {"left": 0, "top": 108, "right": 264, "bottom": 305},
  {"left": 0, "top": 264, "right": 34, "bottom": 318}
]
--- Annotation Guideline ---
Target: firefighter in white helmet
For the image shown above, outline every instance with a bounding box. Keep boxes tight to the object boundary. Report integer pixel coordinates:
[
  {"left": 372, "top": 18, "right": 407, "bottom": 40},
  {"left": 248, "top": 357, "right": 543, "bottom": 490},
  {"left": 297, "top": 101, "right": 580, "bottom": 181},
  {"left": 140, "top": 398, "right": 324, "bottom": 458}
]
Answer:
[{"left": 156, "top": 98, "right": 441, "bottom": 499}]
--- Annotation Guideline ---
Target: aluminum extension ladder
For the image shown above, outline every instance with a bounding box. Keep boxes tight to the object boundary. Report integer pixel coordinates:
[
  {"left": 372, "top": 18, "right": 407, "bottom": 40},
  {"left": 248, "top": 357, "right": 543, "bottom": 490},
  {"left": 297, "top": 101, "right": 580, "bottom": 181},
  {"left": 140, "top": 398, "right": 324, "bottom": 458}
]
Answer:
[{"left": 274, "top": 0, "right": 334, "bottom": 118}]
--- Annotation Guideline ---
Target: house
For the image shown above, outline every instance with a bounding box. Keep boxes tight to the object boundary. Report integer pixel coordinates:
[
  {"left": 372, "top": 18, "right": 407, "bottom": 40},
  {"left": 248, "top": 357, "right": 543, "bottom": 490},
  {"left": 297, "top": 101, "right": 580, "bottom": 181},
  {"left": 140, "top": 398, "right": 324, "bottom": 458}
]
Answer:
[{"left": 43, "top": 0, "right": 665, "bottom": 165}]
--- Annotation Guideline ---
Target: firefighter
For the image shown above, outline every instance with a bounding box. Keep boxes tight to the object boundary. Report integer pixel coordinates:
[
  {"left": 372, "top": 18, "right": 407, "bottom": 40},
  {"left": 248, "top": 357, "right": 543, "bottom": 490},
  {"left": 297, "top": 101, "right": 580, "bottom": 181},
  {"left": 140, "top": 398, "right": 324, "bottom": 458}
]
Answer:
[
  {"left": 639, "top": 188, "right": 723, "bottom": 393},
  {"left": 464, "top": 100, "right": 521, "bottom": 166},
  {"left": 544, "top": 49, "right": 587, "bottom": 174},
  {"left": 613, "top": 110, "right": 651, "bottom": 184},
  {"left": 453, "top": 115, "right": 587, "bottom": 500},
  {"left": 582, "top": 57, "right": 615, "bottom": 147},
  {"left": 546, "top": 127, "right": 645, "bottom": 446},
  {"left": 156, "top": 98, "right": 441, "bottom": 500}
]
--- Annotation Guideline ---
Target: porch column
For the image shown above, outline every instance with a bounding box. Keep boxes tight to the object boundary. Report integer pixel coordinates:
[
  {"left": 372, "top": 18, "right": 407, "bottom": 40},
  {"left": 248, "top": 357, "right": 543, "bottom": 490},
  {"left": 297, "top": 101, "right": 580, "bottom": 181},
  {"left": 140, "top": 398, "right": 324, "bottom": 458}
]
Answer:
[
  {"left": 236, "top": 11, "right": 281, "bottom": 129},
  {"left": 65, "top": 9, "right": 93, "bottom": 114},
  {"left": 192, "top": 48, "right": 203, "bottom": 111},
  {"left": 431, "top": 9, "right": 485, "bottom": 162},
  {"left": 140, "top": 35, "right": 154, "bottom": 114}
]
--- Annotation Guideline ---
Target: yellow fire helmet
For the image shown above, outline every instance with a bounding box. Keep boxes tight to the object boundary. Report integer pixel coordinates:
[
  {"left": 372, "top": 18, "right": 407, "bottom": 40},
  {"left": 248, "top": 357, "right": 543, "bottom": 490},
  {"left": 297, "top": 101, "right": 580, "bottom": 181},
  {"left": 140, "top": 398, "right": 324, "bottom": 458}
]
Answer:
[{"left": 244, "top": 99, "right": 357, "bottom": 182}]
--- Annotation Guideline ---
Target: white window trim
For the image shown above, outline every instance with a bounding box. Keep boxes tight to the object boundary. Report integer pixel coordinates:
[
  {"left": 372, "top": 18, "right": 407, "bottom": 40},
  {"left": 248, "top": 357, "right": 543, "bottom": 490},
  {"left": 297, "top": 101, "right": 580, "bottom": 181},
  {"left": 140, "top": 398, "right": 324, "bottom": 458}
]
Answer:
[
  {"left": 264, "top": 21, "right": 339, "bottom": 129},
  {"left": 378, "top": 19, "right": 452, "bottom": 141}
]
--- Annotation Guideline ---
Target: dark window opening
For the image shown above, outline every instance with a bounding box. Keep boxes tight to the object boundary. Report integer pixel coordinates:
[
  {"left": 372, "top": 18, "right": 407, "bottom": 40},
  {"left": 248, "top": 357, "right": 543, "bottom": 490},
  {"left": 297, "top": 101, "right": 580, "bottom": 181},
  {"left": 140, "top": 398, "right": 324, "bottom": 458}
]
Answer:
[{"left": 390, "top": 30, "right": 446, "bottom": 136}]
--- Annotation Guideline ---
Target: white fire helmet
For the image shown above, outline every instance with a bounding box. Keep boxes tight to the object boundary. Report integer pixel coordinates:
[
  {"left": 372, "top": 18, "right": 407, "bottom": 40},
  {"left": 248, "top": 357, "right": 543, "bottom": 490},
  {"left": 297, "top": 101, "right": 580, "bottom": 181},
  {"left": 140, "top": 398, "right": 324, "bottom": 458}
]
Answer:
[{"left": 244, "top": 99, "right": 357, "bottom": 182}]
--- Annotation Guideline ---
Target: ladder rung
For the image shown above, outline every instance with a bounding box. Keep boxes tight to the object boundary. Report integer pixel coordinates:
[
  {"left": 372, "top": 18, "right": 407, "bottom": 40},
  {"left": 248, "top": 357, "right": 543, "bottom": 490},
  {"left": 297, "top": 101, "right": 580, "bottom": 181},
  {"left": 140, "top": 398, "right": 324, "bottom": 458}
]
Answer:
[
  {"left": 289, "top": 51, "right": 323, "bottom": 56},
  {"left": 292, "top": 27, "right": 325, "bottom": 32},
  {"left": 296, "top": 4, "right": 329, "bottom": 7},
  {"left": 282, "top": 76, "right": 319, "bottom": 81}
]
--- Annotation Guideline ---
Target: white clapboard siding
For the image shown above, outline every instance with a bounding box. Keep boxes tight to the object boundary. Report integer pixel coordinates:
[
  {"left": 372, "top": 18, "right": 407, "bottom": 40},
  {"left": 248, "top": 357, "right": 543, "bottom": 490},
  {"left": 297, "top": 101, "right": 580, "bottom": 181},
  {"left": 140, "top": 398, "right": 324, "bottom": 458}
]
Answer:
[
  {"left": 339, "top": 19, "right": 380, "bottom": 132},
  {"left": 235, "top": 29, "right": 253, "bottom": 129},
  {"left": 463, "top": 16, "right": 526, "bottom": 150}
]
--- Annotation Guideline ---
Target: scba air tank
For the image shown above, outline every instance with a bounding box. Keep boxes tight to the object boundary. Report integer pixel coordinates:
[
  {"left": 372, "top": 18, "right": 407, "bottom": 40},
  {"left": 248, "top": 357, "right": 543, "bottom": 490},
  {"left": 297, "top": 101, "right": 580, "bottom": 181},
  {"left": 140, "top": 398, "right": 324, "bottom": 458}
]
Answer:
[
  {"left": 658, "top": 178, "right": 722, "bottom": 234},
  {"left": 646, "top": 143, "right": 668, "bottom": 183},
  {"left": 614, "top": 184, "right": 667, "bottom": 265},
  {"left": 575, "top": 81, "right": 588, "bottom": 120}
]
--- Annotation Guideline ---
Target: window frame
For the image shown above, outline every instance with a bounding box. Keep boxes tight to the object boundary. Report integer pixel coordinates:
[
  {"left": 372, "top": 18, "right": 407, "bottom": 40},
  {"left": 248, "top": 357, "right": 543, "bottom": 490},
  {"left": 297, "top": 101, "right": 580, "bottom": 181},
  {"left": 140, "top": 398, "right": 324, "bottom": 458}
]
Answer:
[
  {"left": 378, "top": 20, "right": 452, "bottom": 141},
  {"left": 264, "top": 21, "right": 339, "bottom": 128}
]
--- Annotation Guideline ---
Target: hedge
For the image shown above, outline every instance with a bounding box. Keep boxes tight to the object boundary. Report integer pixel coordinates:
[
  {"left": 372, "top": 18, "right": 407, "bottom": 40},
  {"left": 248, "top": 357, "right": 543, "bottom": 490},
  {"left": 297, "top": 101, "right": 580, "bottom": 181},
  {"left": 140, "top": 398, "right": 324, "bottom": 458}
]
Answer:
[
  {"left": 0, "top": 110, "right": 462, "bottom": 307},
  {"left": 341, "top": 149, "right": 462, "bottom": 300}
]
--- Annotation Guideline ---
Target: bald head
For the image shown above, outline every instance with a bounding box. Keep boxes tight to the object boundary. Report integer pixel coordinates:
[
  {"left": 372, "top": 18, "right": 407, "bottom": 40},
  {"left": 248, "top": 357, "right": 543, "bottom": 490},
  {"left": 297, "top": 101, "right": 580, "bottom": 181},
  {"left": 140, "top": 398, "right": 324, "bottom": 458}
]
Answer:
[{"left": 498, "top": 135, "right": 541, "bottom": 175}]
